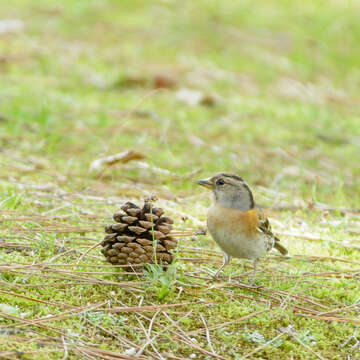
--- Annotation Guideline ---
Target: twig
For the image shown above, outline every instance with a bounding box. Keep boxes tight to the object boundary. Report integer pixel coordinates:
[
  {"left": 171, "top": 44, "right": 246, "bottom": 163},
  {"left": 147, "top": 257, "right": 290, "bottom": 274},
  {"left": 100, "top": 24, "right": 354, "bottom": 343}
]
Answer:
[
  {"left": 148, "top": 310, "right": 161, "bottom": 339},
  {"left": 298, "top": 314, "right": 360, "bottom": 325},
  {"left": 101, "top": 300, "right": 214, "bottom": 314},
  {"left": 271, "top": 204, "right": 360, "bottom": 214},
  {"left": 76, "top": 240, "right": 103, "bottom": 264},
  {"left": 189, "top": 309, "right": 267, "bottom": 335},
  {"left": 0, "top": 289, "right": 79, "bottom": 309},
  {"left": 277, "top": 231, "right": 360, "bottom": 250},
  {"left": 49, "top": 248, "right": 77, "bottom": 263},
  {"left": 280, "top": 326, "right": 327, "bottom": 360},
  {"left": 341, "top": 327, "right": 360, "bottom": 350},
  {"left": 242, "top": 331, "right": 286, "bottom": 359},
  {"left": 135, "top": 316, "right": 164, "bottom": 360},
  {"left": 162, "top": 312, "right": 226, "bottom": 360},
  {"left": 41, "top": 204, "right": 70, "bottom": 216},
  {"left": 200, "top": 314, "right": 216, "bottom": 355},
  {"left": 135, "top": 310, "right": 193, "bottom": 357},
  {"left": 293, "top": 255, "right": 360, "bottom": 266},
  {"left": 317, "top": 301, "right": 360, "bottom": 316},
  {"left": 61, "top": 333, "right": 69, "bottom": 360}
]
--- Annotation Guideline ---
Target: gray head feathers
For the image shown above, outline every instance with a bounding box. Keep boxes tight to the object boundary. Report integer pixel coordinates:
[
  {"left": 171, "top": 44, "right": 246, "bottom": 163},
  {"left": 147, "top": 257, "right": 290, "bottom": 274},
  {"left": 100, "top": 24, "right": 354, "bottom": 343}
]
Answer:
[{"left": 209, "top": 173, "right": 254, "bottom": 210}]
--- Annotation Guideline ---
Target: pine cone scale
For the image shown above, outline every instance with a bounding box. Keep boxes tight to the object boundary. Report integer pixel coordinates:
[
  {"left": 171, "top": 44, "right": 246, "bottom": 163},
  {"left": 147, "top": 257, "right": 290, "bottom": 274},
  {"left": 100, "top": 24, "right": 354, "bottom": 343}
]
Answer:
[{"left": 101, "top": 199, "right": 178, "bottom": 271}]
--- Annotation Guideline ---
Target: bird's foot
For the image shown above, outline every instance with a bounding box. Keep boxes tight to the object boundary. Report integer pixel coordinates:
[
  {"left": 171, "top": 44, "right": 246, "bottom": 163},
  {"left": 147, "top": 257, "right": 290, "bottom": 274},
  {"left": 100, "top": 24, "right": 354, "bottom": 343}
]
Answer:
[
  {"left": 227, "top": 279, "right": 263, "bottom": 288},
  {"left": 195, "top": 228, "right": 207, "bottom": 236},
  {"left": 248, "top": 282, "right": 264, "bottom": 289},
  {"left": 249, "top": 275, "right": 264, "bottom": 288},
  {"left": 211, "top": 272, "right": 223, "bottom": 281},
  {"left": 202, "top": 267, "right": 222, "bottom": 281}
]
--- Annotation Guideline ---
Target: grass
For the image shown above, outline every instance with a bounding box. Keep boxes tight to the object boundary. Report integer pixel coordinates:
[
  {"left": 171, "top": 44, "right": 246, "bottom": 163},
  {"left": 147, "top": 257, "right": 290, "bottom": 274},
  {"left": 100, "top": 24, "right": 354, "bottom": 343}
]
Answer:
[{"left": 0, "top": 0, "right": 360, "bottom": 358}]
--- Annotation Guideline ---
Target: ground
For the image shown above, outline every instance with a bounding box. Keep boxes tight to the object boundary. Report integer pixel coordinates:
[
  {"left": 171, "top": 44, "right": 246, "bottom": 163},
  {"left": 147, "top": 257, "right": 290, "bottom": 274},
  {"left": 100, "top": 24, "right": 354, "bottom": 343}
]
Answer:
[{"left": 0, "top": 0, "right": 359, "bottom": 359}]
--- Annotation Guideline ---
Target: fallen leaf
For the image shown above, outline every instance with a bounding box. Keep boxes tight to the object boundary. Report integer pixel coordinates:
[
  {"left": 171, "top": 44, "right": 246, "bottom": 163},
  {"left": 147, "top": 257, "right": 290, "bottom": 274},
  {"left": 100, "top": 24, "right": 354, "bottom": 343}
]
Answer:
[
  {"left": 176, "top": 88, "right": 203, "bottom": 105},
  {"left": 113, "top": 72, "right": 178, "bottom": 90},
  {"left": 124, "top": 161, "right": 173, "bottom": 176},
  {"left": 0, "top": 20, "right": 24, "bottom": 35},
  {"left": 0, "top": 303, "right": 28, "bottom": 318},
  {"left": 113, "top": 74, "right": 148, "bottom": 89},
  {"left": 175, "top": 88, "right": 218, "bottom": 106},
  {"left": 0, "top": 303, "right": 20, "bottom": 316},
  {"left": 90, "top": 150, "right": 146, "bottom": 171},
  {"left": 200, "top": 93, "right": 218, "bottom": 106},
  {"left": 153, "top": 73, "right": 177, "bottom": 89}
]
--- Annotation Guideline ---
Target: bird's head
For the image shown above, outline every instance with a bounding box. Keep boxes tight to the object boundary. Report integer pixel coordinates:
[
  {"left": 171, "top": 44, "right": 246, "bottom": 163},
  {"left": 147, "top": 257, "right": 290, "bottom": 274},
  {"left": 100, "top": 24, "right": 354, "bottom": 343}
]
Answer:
[{"left": 197, "top": 173, "right": 254, "bottom": 210}]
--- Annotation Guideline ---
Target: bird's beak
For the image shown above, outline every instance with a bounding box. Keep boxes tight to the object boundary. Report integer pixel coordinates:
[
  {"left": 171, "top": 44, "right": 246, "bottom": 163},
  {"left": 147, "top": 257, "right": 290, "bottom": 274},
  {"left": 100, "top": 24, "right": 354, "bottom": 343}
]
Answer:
[{"left": 197, "top": 178, "right": 214, "bottom": 190}]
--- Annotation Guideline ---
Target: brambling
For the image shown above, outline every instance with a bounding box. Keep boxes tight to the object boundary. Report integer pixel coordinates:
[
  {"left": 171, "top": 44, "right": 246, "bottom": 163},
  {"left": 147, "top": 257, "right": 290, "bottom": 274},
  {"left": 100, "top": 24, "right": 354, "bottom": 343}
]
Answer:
[{"left": 197, "top": 173, "right": 288, "bottom": 285}]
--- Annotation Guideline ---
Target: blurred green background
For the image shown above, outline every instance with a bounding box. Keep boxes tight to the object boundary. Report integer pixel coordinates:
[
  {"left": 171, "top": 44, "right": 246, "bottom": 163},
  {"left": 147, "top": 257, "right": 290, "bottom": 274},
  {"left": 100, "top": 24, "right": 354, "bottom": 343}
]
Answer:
[
  {"left": 1, "top": 1, "right": 360, "bottom": 359},
  {"left": 1, "top": 0, "right": 359, "bottom": 206}
]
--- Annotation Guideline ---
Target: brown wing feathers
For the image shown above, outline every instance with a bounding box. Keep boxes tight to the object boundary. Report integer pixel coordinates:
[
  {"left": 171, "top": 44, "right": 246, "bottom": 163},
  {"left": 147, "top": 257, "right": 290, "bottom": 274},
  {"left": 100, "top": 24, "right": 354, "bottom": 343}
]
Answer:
[{"left": 258, "top": 216, "right": 288, "bottom": 256}]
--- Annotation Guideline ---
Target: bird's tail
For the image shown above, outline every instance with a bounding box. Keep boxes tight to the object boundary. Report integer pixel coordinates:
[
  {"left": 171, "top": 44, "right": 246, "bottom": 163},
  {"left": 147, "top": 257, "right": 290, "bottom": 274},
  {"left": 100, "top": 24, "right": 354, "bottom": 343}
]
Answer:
[{"left": 274, "top": 240, "right": 288, "bottom": 256}]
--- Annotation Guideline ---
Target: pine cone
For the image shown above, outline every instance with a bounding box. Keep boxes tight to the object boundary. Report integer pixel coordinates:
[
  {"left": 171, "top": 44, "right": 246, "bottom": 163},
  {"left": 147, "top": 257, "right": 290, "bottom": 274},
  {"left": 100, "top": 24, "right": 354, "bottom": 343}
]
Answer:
[{"left": 101, "top": 199, "right": 177, "bottom": 271}]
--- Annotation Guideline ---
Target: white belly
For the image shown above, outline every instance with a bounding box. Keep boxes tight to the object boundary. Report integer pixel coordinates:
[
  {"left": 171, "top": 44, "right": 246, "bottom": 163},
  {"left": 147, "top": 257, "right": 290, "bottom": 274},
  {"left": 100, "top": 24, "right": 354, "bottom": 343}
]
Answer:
[{"left": 208, "top": 220, "right": 267, "bottom": 259}]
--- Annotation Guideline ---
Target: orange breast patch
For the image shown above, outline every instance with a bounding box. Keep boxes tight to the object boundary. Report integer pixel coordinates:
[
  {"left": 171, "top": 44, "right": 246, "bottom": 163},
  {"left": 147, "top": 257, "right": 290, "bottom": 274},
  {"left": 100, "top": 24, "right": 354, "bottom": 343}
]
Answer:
[
  {"left": 238, "top": 209, "right": 259, "bottom": 236},
  {"left": 208, "top": 205, "right": 259, "bottom": 237}
]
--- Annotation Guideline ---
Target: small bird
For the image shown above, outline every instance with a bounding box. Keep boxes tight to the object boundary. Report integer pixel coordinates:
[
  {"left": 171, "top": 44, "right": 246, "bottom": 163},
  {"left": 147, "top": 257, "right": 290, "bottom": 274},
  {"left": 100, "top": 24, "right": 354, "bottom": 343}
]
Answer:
[{"left": 197, "top": 173, "right": 288, "bottom": 285}]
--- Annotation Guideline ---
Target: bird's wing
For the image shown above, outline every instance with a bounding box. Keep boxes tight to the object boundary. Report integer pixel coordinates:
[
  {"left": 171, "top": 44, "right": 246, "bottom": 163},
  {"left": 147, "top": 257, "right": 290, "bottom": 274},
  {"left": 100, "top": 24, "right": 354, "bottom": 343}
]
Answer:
[{"left": 256, "top": 210, "right": 288, "bottom": 255}]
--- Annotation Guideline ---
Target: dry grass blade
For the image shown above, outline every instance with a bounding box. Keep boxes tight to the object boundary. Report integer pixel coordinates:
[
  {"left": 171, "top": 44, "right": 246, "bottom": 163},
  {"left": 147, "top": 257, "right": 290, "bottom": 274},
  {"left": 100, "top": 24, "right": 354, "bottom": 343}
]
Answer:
[
  {"left": 293, "top": 255, "right": 360, "bottom": 265},
  {"left": 277, "top": 231, "right": 360, "bottom": 250},
  {"left": 1, "top": 330, "right": 145, "bottom": 360},
  {"left": 200, "top": 314, "right": 216, "bottom": 355},
  {"left": 1, "top": 302, "right": 108, "bottom": 332},
  {"left": 135, "top": 310, "right": 193, "bottom": 357},
  {"left": 188, "top": 309, "right": 268, "bottom": 335},
  {"left": 100, "top": 300, "right": 214, "bottom": 314},
  {"left": 271, "top": 204, "right": 360, "bottom": 214},
  {"left": 0, "top": 289, "right": 80, "bottom": 310},
  {"left": 280, "top": 326, "right": 327, "bottom": 360},
  {"left": 242, "top": 331, "right": 286, "bottom": 359},
  {"left": 61, "top": 333, "right": 69, "bottom": 360},
  {"left": 76, "top": 239, "right": 104, "bottom": 264},
  {"left": 11, "top": 226, "right": 100, "bottom": 233},
  {"left": 135, "top": 315, "right": 164, "bottom": 360},
  {"left": 0, "top": 348, "right": 63, "bottom": 360},
  {"left": 298, "top": 314, "right": 360, "bottom": 325},
  {"left": 162, "top": 312, "right": 227, "bottom": 360},
  {"left": 90, "top": 150, "right": 146, "bottom": 171},
  {"left": 317, "top": 302, "right": 360, "bottom": 316}
]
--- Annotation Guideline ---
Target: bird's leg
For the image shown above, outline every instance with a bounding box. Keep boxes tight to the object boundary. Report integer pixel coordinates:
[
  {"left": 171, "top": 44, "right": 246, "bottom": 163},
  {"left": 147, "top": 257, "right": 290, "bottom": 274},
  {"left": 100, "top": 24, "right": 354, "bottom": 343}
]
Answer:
[{"left": 213, "top": 253, "right": 231, "bottom": 280}]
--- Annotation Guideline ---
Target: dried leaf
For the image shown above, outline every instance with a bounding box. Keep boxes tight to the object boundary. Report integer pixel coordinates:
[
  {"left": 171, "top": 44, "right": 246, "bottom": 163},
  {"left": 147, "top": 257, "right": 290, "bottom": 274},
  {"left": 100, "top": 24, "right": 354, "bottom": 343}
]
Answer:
[
  {"left": 113, "top": 74, "right": 148, "bottom": 88},
  {"left": 114, "top": 72, "right": 178, "bottom": 90},
  {"left": 153, "top": 74, "right": 177, "bottom": 89},
  {"left": 124, "top": 161, "right": 173, "bottom": 176},
  {"left": 90, "top": 150, "right": 146, "bottom": 171},
  {"left": 176, "top": 88, "right": 218, "bottom": 106},
  {"left": 176, "top": 88, "right": 204, "bottom": 106},
  {"left": 0, "top": 20, "right": 24, "bottom": 35}
]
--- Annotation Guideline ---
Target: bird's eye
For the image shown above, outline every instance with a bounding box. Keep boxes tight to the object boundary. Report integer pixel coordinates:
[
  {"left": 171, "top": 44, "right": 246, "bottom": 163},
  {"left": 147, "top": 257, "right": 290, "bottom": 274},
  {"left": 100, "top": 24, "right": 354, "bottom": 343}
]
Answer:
[{"left": 216, "top": 179, "right": 225, "bottom": 185}]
